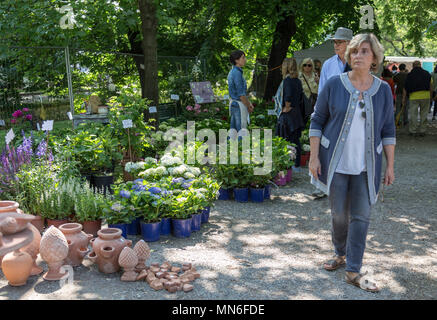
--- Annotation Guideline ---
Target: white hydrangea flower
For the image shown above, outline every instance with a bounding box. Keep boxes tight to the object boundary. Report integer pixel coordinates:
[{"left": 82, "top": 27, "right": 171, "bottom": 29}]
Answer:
[
  {"left": 302, "top": 144, "right": 311, "bottom": 152},
  {"left": 144, "top": 157, "right": 157, "bottom": 165},
  {"left": 189, "top": 167, "right": 201, "bottom": 176},
  {"left": 184, "top": 172, "right": 195, "bottom": 179},
  {"left": 155, "top": 166, "right": 168, "bottom": 175}
]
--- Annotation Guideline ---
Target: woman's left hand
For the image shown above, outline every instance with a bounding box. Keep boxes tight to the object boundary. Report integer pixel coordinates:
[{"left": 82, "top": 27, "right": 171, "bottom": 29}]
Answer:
[{"left": 383, "top": 166, "right": 395, "bottom": 186}]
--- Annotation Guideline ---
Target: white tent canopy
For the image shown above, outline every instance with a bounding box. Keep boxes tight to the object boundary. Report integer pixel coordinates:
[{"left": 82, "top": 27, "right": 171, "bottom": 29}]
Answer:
[{"left": 385, "top": 56, "right": 437, "bottom": 63}]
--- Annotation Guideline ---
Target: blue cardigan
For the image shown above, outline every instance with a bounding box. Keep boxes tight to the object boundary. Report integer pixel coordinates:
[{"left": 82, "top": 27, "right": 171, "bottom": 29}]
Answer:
[{"left": 309, "top": 72, "right": 396, "bottom": 204}]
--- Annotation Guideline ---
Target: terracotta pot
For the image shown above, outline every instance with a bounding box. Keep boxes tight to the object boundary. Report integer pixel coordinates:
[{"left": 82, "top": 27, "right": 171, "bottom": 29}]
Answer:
[
  {"left": 1, "top": 250, "right": 33, "bottom": 286},
  {"left": 19, "top": 224, "right": 43, "bottom": 275},
  {"left": 59, "top": 223, "right": 93, "bottom": 267},
  {"left": 81, "top": 220, "right": 102, "bottom": 237},
  {"left": 0, "top": 201, "right": 19, "bottom": 213},
  {"left": 40, "top": 226, "right": 69, "bottom": 281},
  {"left": 118, "top": 247, "right": 138, "bottom": 281},
  {"left": 87, "top": 228, "right": 132, "bottom": 274},
  {"left": 30, "top": 215, "right": 45, "bottom": 233},
  {"left": 46, "top": 218, "right": 70, "bottom": 229}
]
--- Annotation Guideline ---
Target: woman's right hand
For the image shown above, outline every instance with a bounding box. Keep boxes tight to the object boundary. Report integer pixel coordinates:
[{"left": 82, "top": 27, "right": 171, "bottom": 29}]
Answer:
[{"left": 309, "top": 155, "right": 321, "bottom": 180}]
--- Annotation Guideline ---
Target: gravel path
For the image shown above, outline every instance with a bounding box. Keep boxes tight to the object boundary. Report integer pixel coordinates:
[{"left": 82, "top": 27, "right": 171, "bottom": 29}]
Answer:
[{"left": 1, "top": 123, "right": 436, "bottom": 300}]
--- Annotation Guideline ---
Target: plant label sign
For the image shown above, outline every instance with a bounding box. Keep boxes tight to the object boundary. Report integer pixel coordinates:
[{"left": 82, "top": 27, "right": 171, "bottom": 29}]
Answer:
[
  {"left": 267, "top": 109, "right": 276, "bottom": 116},
  {"left": 149, "top": 106, "right": 157, "bottom": 113},
  {"left": 5, "top": 129, "right": 15, "bottom": 145},
  {"left": 42, "top": 120, "right": 54, "bottom": 131},
  {"left": 0, "top": 119, "right": 5, "bottom": 126},
  {"left": 36, "top": 123, "right": 41, "bottom": 131},
  {"left": 122, "top": 119, "right": 133, "bottom": 129},
  {"left": 67, "top": 112, "right": 73, "bottom": 120},
  {"left": 170, "top": 94, "right": 180, "bottom": 101}
]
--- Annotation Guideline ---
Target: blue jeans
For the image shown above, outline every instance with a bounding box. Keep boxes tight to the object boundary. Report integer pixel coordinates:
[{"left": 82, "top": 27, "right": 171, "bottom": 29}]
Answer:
[
  {"left": 230, "top": 103, "right": 242, "bottom": 132},
  {"left": 329, "top": 172, "right": 372, "bottom": 273}
]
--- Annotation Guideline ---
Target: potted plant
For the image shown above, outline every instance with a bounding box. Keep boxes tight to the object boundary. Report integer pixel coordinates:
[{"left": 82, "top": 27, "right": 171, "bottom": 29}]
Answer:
[
  {"left": 73, "top": 183, "right": 105, "bottom": 237},
  {"left": 191, "top": 175, "right": 220, "bottom": 224},
  {"left": 40, "top": 186, "right": 74, "bottom": 228},
  {"left": 169, "top": 192, "right": 193, "bottom": 238},
  {"left": 301, "top": 144, "right": 311, "bottom": 167},
  {"left": 101, "top": 200, "right": 134, "bottom": 238}
]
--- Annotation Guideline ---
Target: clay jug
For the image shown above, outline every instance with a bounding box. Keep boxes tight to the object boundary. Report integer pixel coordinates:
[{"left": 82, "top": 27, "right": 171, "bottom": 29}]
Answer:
[
  {"left": 40, "top": 226, "right": 69, "bottom": 280},
  {"left": 0, "top": 202, "right": 35, "bottom": 235},
  {"left": 1, "top": 250, "right": 33, "bottom": 286},
  {"left": 59, "top": 223, "right": 93, "bottom": 267},
  {"left": 0, "top": 201, "right": 19, "bottom": 213},
  {"left": 87, "top": 228, "right": 132, "bottom": 274},
  {"left": 19, "top": 224, "right": 43, "bottom": 275}
]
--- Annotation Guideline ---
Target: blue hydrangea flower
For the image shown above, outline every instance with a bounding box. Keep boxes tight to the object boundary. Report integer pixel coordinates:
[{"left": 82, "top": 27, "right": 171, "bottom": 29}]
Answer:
[
  {"left": 134, "top": 179, "right": 144, "bottom": 184},
  {"left": 148, "top": 187, "right": 162, "bottom": 194},
  {"left": 172, "top": 177, "right": 184, "bottom": 184},
  {"left": 151, "top": 194, "right": 161, "bottom": 199},
  {"left": 182, "top": 183, "right": 191, "bottom": 189},
  {"left": 120, "top": 190, "right": 131, "bottom": 199}
]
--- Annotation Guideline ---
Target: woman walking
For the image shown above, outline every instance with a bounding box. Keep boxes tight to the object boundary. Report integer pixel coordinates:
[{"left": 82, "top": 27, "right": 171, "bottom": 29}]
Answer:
[
  {"left": 308, "top": 33, "right": 395, "bottom": 292},
  {"left": 299, "top": 58, "right": 319, "bottom": 124},
  {"left": 275, "top": 58, "right": 305, "bottom": 171}
]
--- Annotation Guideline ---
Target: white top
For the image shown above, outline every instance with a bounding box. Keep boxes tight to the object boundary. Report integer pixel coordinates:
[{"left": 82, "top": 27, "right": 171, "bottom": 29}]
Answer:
[{"left": 336, "top": 100, "right": 367, "bottom": 175}]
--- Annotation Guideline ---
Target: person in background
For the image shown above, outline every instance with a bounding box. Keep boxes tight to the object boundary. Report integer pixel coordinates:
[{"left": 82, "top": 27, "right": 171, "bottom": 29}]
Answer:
[
  {"left": 275, "top": 58, "right": 305, "bottom": 172},
  {"left": 313, "top": 27, "right": 353, "bottom": 199},
  {"left": 393, "top": 63, "right": 409, "bottom": 126},
  {"left": 381, "top": 68, "right": 396, "bottom": 104},
  {"left": 403, "top": 60, "right": 433, "bottom": 137},
  {"left": 431, "top": 65, "right": 437, "bottom": 121},
  {"left": 309, "top": 33, "right": 395, "bottom": 293},
  {"left": 318, "top": 27, "right": 353, "bottom": 95},
  {"left": 314, "top": 59, "right": 322, "bottom": 78},
  {"left": 299, "top": 58, "right": 319, "bottom": 124},
  {"left": 391, "top": 65, "right": 398, "bottom": 75},
  {"left": 227, "top": 50, "right": 254, "bottom": 138}
]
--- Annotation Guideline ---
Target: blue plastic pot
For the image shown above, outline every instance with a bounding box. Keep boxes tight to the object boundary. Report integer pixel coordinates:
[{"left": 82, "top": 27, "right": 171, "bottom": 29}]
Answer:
[
  {"left": 218, "top": 188, "right": 231, "bottom": 200},
  {"left": 126, "top": 217, "right": 141, "bottom": 235},
  {"left": 191, "top": 212, "right": 202, "bottom": 232},
  {"left": 234, "top": 187, "right": 249, "bottom": 203},
  {"left": 108, "top": 223, "right": 128, "bottom": 238},
  {"left": 250, "top": 188, "right": 265, "bottom": 203},
  {"left": 201, "top": 206, "right": 211, "bottom": 224},
  {"left": 140, "top": 220, "right": 161, "bottom": 242},
  {"left": 160, "top": 217, "right": 172, "bottom": 236},
  {"left": 171, "top": 217, "right": 192, "bottom": 238},
  {"left": 264, "top": 185, "right": 271, "bottom": 200}
]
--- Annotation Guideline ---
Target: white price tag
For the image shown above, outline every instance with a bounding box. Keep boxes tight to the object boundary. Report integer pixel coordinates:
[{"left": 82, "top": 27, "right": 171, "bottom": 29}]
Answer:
[
  {"left": 5, "top": 129, "right": 15, "bottom": 145},
  {"left": 0, "top": 119, "right": 5, "bottom": 126},
  {"left": 267, "top": 109, "right": 276, "bottom": 116},
  {"left": 36, "top": 123, "right": 41, "bottom": 131},
  {"left": 170, "top": 94, "right": 180, "bottom": 101},
  {"left": 122, "top": 119, "right": 133, "bottom": 129},
  {"left": 149, "top": 106, "right": 157, "bottom": 113},
  {"left": 67, "top": 112, "right": 73, "bottom": 120},
  {"left": 42, "top": 120, "right": 54, "bottom": 131}
]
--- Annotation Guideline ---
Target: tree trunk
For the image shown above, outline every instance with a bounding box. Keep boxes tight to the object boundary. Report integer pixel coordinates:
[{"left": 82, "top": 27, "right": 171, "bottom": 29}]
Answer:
[
  {"left": 127, "top": 31, "right": 146, "bottom": 96},
  {"left": 263, "top": 12, "right": 297, "bottom": 101},
  {"left": 138, "top": 0, "right": 159, "bottom": 121}
]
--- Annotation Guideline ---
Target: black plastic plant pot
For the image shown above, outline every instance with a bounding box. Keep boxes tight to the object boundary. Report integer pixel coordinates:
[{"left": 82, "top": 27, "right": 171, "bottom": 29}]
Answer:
[{"left": 92, "top": 174, "right": 114, "bottom": 195}]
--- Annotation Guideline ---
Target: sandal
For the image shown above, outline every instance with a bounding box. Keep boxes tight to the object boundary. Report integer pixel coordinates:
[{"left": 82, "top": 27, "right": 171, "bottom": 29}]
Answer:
[
  {"left": 323, "top": 256, "right": 345, "bottom": 271},
  {"left": 345, "top": 272, "right": 380, "bottom": 293}
]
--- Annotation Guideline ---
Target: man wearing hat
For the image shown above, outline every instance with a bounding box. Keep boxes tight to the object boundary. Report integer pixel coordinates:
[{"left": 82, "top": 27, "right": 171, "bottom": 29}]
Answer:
[
  {"left": 318, "top": 27, "right": 353, "bottom": 95},
  {"left": 312, "top": 27, "right": 353, "bottom": 199}
]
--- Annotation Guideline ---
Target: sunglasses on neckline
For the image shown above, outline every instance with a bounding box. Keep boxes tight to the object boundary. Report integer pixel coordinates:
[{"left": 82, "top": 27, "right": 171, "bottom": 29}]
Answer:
[{"left": 359, "top": 101, "right": 366, "bottom": 119}]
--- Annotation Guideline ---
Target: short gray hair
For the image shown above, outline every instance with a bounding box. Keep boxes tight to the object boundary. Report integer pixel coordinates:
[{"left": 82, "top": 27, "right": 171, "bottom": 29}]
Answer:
[{"left": 345, "top": 33, "right": 384, "bottom": 69}]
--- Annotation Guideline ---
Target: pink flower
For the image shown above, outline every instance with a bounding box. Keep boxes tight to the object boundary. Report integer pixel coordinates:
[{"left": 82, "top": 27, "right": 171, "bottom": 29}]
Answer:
[
  {"left": 195, "top": 109, "right": 201, "bottom": 114},
  {"left": 216, "top": 108, "right": 220, "bottom": 112},
  {"left": 10, "top": 119, "right": 16, "bottom": 124},
  {"left": 25, "top": 114, "right": 32, "bottom": 121},
  {"left": 22, "top": 108, "right": 29, "bottom": 112},
  {"left": 186, "top": 105, "right": 193, "bottom": 111},
  {"left": 203, "top": 109, "right": 208, "bottom": 112},
  {"left": 194, "top": 104, "right": 201, "bottom": 110},
  {"left": 12, "top": 110, "right": 23, "bottom": 118}
]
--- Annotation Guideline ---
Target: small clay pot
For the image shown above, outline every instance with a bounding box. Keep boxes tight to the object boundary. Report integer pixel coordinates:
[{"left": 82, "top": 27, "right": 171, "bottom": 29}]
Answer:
[
  {"left": 40, "top": 226, "right": 69, "bottom": 281},
  {"left": 46, "top": 218, "right": 70, "bottom": 229},
  {"left": 81, "top": 220, "right": 102, "bottom": 237},
  {"left": 30, "top": 215, "right": 45, "bottom": 233},
  {"left": 0, "top": 201, "right": 19, "bottom": 213},
  {"left": 87, "top": 228, "right": 132, "bottom": 274},
  {"left": 59, "top": 223, "right": 93, "bottom": 267},
  {"left": 1, "top": 250, "right": 33, "bottom": 286}
]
